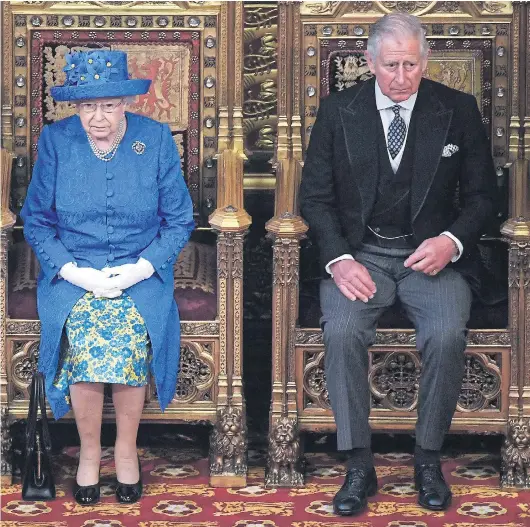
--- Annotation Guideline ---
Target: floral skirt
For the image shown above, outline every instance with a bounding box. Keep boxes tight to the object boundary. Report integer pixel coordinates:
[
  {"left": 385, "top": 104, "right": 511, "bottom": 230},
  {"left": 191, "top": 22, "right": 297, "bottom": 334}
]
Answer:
[{"left": 53, "top": 292, "right": 151, "bottom": 406}]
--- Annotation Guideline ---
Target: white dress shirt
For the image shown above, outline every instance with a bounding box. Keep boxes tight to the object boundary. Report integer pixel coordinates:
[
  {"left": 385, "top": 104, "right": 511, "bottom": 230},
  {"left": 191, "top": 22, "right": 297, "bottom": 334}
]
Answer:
[{"left": 325, "top": 81, "right": 463, "bottom": 276}]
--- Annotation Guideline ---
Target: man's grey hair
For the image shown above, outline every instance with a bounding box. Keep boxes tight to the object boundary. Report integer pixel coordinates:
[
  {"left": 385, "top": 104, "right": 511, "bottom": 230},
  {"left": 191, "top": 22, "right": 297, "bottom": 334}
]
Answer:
[{"left": 367, "top": 13, "right": 429, "bottom": 59}]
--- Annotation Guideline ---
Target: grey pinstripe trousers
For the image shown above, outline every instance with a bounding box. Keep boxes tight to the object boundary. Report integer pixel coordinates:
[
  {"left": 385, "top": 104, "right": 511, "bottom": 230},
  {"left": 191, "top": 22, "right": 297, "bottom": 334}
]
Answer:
[{"left": 320, "top": 244, "right": 472, "bottom": 451}]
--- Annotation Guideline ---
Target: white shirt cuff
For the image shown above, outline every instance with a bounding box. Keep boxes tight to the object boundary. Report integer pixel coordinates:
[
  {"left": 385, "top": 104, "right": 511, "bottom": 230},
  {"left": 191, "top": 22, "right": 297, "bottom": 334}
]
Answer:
[
  {"left": 326, "top": 254, "right": 355, "bottom": 277},
  {"left": 441, "top": 231, "right": 463, "bottom": 262}
]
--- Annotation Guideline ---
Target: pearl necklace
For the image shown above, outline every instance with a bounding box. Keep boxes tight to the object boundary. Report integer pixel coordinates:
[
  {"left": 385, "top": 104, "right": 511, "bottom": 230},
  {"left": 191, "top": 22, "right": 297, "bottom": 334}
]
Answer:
[{"left": 87, "top": 118, "right": 125, "bottom": 162}]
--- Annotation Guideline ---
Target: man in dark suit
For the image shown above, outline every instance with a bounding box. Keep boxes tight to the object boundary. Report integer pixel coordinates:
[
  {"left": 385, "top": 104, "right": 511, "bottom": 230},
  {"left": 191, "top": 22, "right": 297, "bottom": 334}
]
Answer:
[{"left": 299, "top": 13, "right": 496, "bottom": 516}]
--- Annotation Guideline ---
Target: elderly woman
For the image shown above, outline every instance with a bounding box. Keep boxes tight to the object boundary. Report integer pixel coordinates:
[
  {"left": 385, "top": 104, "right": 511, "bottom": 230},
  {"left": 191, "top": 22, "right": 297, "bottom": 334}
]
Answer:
[{"left": 20, "top": 50, "right": 194, "bottom": 505}]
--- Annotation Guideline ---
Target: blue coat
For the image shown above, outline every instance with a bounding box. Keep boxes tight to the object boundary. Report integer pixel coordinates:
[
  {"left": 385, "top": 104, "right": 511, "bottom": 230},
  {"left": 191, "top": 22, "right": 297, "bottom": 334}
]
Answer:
[{"left": 20, "top": 112, "right": 195, "bottom": 419}]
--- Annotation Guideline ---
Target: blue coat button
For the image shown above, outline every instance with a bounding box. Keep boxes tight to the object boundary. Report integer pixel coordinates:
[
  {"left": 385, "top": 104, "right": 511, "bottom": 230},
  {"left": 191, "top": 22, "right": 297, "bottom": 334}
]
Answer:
[
  {"left": 107, "top": 226, "right": 114, "bottom": 234},
  {"left": 43, "top": 254, "right": 50, "bottom": 260},
  {"left": 106, "top": 190, "right": 114, "bottom": 197},
  {"left": 108, "top": 254, "right": 115, "bottom": 261},
  {"left": 161, "top": 263, "right": 167, "bottom": 270},
  {"left": 106, "top": 173, "right": 114, "bottom": 180}
]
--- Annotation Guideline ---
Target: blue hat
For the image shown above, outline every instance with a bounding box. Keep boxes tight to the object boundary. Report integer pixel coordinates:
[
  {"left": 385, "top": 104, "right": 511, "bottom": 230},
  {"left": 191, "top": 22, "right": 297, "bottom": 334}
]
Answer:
[{"left": 50, "top": 50, "right": 151, "bottom": 102}]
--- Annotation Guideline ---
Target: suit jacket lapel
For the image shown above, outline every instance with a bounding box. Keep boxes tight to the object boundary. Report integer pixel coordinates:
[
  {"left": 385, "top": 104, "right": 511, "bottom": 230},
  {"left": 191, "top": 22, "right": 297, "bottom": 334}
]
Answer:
[
  {"left": 410, "top": 80, "right": 453, "bottom": 223},
  {"left": 339, "top": 78, "right": 379, "bottom": 224}
]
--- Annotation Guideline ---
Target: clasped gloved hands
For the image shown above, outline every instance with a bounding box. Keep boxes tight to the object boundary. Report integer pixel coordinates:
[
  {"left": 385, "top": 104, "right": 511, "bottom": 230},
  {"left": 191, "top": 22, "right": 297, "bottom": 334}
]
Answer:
[
  {"left": 59, "top": 262, "right": 123, "bottom": 298},
  {"left": 60, "top": 258, "right": 155, "bottom": 299},
  {"left": 100, "top": 257, "right": 155, "bottom": 291}
]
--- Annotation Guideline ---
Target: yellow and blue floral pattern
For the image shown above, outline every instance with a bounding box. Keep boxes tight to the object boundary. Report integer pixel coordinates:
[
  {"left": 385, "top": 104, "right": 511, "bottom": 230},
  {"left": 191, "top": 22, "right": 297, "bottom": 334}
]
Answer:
[{"left": 53, "top": 292, "right": 151, "bottom": 406}]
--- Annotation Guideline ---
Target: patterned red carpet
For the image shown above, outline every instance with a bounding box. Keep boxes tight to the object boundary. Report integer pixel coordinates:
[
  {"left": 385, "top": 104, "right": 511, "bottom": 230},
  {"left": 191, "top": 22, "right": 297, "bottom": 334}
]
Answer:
[{"left": 1, "top": 443, "right": 528, "bottom": 527}]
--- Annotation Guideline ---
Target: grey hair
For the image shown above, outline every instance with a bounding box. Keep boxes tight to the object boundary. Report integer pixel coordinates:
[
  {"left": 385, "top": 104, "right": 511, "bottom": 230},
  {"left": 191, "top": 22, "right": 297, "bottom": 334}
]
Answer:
[{"left": 367, "top": 13, "right": 428, "bottom": 59}]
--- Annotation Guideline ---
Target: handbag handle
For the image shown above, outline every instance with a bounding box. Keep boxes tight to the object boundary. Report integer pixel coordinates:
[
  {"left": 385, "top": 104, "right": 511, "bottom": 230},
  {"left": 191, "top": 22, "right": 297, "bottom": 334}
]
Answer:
[{"left": 25, "top": 372, "right": 52, "bottom": 455}]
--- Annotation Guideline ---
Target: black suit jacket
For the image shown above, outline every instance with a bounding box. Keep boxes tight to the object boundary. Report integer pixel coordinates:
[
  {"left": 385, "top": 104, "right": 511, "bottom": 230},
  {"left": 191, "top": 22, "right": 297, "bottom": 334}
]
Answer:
[{"left": 299, "top": 77, "right": 497, "bottom": 282}]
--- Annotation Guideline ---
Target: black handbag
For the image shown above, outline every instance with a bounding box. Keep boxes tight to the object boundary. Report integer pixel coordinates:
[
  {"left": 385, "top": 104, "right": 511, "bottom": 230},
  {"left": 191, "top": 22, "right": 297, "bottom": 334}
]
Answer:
[{"left": 22, "top": 372, "right": 56, "bottom": 501}]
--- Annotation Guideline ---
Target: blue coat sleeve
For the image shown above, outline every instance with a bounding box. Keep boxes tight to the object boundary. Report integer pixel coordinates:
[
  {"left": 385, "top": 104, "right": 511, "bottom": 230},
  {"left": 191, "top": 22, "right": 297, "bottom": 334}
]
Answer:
[
  {"left": 140, "top": 124, "right": 195, "bottom": 282},
  {"left": 20, "top": 125, "right": 76, "bottom": 283}
]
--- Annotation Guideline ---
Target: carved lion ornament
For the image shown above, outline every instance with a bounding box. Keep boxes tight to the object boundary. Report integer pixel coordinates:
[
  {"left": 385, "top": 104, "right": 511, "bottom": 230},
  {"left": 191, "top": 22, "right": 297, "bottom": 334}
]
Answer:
[
  {"left": 209, "top": 405, "right": 247, "bottom": 476},
  {"left": 501, "top": 418, "right": 530, "bottom": 488},
  {"left": 266, "top": 416, "right": 304, "bottom": 486}
]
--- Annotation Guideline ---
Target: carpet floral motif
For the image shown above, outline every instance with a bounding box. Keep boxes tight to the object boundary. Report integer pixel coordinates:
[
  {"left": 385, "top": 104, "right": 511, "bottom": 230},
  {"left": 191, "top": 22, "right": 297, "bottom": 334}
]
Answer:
[{"left": 1, "top": 447, "right": 527, "bottom": 526}]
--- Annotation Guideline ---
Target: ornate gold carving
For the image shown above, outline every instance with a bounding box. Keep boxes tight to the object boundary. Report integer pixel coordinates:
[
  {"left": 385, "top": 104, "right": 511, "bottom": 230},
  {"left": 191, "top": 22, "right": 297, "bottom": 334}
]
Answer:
[
  {"left": 11, "top": 340, "right": 39, "bottom": 387},
  {"left": 217, "top": 231, "right": 230, "bottom": 280},
  {"left": 341, "top": 1, "right": 374, "bottom": 13},
  {"left": 243, "top": 79, "right": 277, "bottom": 119},
  {"left": 379, "top": 1, "right": 435, "bottom": 14},
  {"left": 272, "top": 238, "right": 300, "bottom": 286},
  {"left": 6, "top": 321, "right": 218, "bottom": 337},
  {"left": 481, "top": 2, "right": 511, "bottom": 14},
  {"left": 245, "top": 5, "right": 276, "bottom": 28},
  {"left": 219, "top": 2, "right": 227, "bottom": 108},
  {"left": 296, "top": 329, "right": 511, "bottom": 347},
  {"left": 501, "top": 417, "right": 530, "bottom": 488},
  {"left": 511, "top": 3, "right": 520, "bottom": 117},
  {"left": 174, "top": 342, "right": 214, "bottom": 403},
  {"left": 14, "top": 1, "right": 212, "bottom": 8},
  {"left": 180, "top": 322, "right": 219, "bottom": 336},
  {"left": 508, "top": 241, "right": 530, "bottom": 289},
  {"left": 1, "top": 3, "right": 13, "bottom": 106},
  {"left": 265, "top": 415, "right": 304, "bottom": 487},
  {"left": 303, "top": 351, "right": 330, "bottom": 409},
  {"left": 0, "top": 231, "right": 11, "bottom": 400},
  {"left": 232, "top": 232, "right": 244, "bottom": 281},
  {"left": 296, "top": 329, "right": 323, "bottom": 345},
  {"left": 234, "top": 2, "right": 243, "bottom": 109},
  {"left": 432, "top": 2, "right": 464, "bottom": 13},
  {"left": 457, "top": 353, "right": 502, "bottom": 412},
  {"left": 0, "top": 406, "right": 12, "bottom": 478},
  {"left": 6, "top": 321, "right": 42, "bottom": 335},
  {"left": 209, "top": 404, "right": 247, "bottom": 476},
  {"left": 466, "top": 331, "right": 511, "bottom": 346},
  {"left": 304, "top": 2, "right": 340, "bottom": 15},
  {"left": 277, "top": 4, "right": 287, "bottom": 119},
  {"left": 292, "top": 4, "right": 301, "bottom": 119},
  {"left": 370, "top": 351, "right": 421, "bottom": 411}
]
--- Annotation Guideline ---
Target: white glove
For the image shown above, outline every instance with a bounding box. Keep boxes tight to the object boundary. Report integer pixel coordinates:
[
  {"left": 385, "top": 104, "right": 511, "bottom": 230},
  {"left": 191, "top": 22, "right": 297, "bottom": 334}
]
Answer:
[
  {"left": 59, "top": 262, "right": 123, "bottom": 298},
  {"left": 101, "top": 257, "right": 155, "bottom": 291}
]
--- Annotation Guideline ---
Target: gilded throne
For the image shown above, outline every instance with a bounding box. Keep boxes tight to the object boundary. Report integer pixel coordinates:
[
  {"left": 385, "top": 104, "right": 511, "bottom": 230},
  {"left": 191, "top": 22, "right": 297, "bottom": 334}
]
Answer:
[
  {"left": 1, "top": 1, "right": 251, "bottom": 487},
  {"left": 265, "top": 1, "right": 530, "bottom": 489}
]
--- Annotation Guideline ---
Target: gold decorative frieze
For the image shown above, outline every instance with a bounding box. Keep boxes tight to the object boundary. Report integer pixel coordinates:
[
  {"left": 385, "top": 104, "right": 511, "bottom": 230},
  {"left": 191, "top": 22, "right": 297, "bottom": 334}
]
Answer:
[
  {"left": 299, "top": 346, "right": 505, "bottom": 413},
  {"left": 296, "top": 328, "right": 511, "bottom": 347},
  {"left": 6, "top": 320, "right": 219, "bottom": 337},
  {"left": 300, "top": 1, "right": 512, "bottom": 17},
  {"left": 243, "top": 2, "right": 278, "bottom": 160}
]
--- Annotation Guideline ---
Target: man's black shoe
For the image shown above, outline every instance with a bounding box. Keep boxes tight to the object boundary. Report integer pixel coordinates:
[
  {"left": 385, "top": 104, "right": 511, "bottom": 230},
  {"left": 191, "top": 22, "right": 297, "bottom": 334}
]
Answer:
[
  {"left": 414, "top": 463, "right": 452, "bottom": 511},
  {"left": 333, "top": 466, "right": 378, "bottom": 516}
]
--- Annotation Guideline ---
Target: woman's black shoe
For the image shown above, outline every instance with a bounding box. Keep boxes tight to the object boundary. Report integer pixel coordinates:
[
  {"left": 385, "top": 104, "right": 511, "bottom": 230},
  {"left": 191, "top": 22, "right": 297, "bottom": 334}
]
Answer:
[
  {"left": 115, "top": 456, "right": 143, "bottom": 504},
  {"left": 73, "top": 479, "right": 100, "bottom": 505}
]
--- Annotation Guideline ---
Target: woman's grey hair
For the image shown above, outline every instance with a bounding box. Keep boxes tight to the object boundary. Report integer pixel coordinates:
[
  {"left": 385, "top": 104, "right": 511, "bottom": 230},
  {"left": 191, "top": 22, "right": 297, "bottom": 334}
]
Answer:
[{"left": 367, "top": 13, "right": 428, "bottom": 59}]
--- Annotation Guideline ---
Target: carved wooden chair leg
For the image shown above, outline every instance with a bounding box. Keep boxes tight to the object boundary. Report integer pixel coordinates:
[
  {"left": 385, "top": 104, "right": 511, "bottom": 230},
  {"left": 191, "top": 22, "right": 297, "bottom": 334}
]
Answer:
[
  {"left": 500, "top": 417, "right": 530, "bottom": 488},
  {"left": 265, "top": 415, "right": 305, "bottom": 487},
  {"left": 0, "top": 408, "right": 13, "bottom": 483},
  {"left": 209, "top": 403, "right": 248, "bottom": 486}
]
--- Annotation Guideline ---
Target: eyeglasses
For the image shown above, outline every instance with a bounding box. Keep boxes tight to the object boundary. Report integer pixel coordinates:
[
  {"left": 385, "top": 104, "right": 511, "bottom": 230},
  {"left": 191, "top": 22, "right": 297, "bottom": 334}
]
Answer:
[{"left": 78, "top": 99, "right": 124, "bottom": 114}]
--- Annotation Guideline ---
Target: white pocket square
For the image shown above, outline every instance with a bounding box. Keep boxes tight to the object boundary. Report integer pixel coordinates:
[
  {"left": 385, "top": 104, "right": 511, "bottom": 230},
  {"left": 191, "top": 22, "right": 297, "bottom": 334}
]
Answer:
[{"left": 442, "top": 144, "right": 459, "bottom": 157}]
